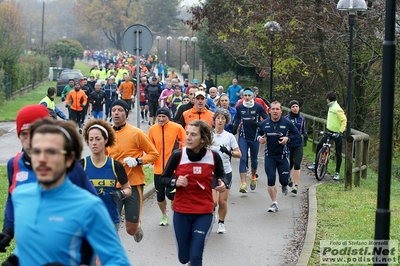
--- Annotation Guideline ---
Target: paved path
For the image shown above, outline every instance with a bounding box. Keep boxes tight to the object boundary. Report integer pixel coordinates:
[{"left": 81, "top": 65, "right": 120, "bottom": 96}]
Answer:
[{"left": 0, "top": 81, "right": 321, "bottom": 266}]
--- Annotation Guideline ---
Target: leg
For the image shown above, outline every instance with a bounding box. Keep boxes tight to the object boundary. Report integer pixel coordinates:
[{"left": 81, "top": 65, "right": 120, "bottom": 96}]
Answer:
[
  {"left": 173, "top": 212, "right": 193, "bottom": 265},
  {"left": 217, "top": 172, "right": 232, "bottom": 222},
  {"left": 124, "top": 185, "right": 143, "bottom": 239},
  {"left": 334, "top": 135, "right": 343, "bottom": 173},
  {"left": 265, "top": 157, "right": 278, "bottom": 202},
  {"left": 238, "top": 137, "right": 249, "bottom": 183},
  {"left": 189, "top": 214, "right": 213, "bottom": 266}
]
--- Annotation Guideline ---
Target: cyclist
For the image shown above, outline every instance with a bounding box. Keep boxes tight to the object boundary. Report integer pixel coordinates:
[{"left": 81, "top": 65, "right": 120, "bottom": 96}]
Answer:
[
  {"left": 308, "top": 91, "right": 347, "bottom": 180},
  {"left": 285, "top": 100, "right": 308, "bottom": 194}
]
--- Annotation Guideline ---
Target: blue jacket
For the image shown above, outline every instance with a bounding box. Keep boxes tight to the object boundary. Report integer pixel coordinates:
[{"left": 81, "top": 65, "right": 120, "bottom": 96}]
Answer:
[
  {"left": 13, "top": 178, "right": 130, "bottom": 266},
  {"left": 285, "top": 112, "right": 307, "bottom": 148},
  {"left": 258, "top": 116, "right": 301, "bottom": 158},
  {"left": 234, "top": 102, "right": 268, "bottom": 141}
]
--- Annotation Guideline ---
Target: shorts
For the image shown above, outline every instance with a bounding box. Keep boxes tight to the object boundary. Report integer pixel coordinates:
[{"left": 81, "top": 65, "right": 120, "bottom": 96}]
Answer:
[
  {"left": 116, "top": 185, "right": 143, "bottom": 223},
  {"left": 140, "top": 101, "right": 148, "bottom": 107},
  {"left": 148, "top": 101, "right": 158, "bottom": 117},
  {"left": 212, "top": 172, "right": 232, "bottom": 190}
]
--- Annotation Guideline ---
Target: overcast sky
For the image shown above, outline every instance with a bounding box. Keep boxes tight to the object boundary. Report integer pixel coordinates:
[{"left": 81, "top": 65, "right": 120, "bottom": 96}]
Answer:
[{"left": 181, "top": 0, "right": 201, "bottom": 6}]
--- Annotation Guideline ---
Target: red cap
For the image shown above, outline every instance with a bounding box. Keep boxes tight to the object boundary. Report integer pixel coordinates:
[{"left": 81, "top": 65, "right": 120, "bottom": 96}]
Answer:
[{"left": 16, "top": 105, "right": 49, "bottom": 136}]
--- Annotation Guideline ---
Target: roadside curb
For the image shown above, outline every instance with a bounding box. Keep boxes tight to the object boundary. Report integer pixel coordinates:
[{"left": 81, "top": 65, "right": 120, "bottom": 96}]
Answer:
[
  {"left": 143, "top": 182, "right": 155, "bottom": 200},
  {"left": 296, "top": 183, "right": 321, "bottom": 266}
]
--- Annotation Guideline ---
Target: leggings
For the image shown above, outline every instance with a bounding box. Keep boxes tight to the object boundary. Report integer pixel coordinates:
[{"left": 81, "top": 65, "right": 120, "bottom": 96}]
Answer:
[
  {"left": 238, "top": 137, "right": 260, "bottom": 173},
  {"left": 289, "top": 146, "right": 303, "bottom": 170},
  {"left": 173, "top": 212, "right": 213, "bottom": 266},
  {"left": 264, "top": 156, "right": 290, "bottom": 187}
]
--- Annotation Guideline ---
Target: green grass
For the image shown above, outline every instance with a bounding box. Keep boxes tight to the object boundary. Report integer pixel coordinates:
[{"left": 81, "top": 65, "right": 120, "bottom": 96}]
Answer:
[{"left": 304, "top": 144, "right": 400, "bottom": 265}]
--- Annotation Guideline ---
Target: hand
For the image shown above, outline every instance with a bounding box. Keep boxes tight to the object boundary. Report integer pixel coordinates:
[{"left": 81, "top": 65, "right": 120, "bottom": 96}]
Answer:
[
  {"left": 61, "top": 97, "right": 65, "bottom": 102},
  {"left": 65, "top": 105, "right": 69, "bottom": 108},
  {"left": 0, "top": 228, "right": 13, "bottom": 252},
  {"left": 219, "top": 145, "right": 232, "bottom": 157},
  {"left": 118, "top": 94, "right": 122, "bottom": 99},
  {"left": 228, "top": 124, "right": 234, "bottom": 132},
  {"left": 303, "top": 133, "right": 308, "bottom": 141},
  {"left": 278, "top": 136, "right": 289, "bottom": 145},
  {"left": 231, "top": 127, "right": 237, "bottom": 135},
  {"left": 215, "top": 179, "right": 226, "bottom": 192},
  {"left": 110, "top": 190, "right": 124, "bottom": 202},
  {"left": 131, "top": 95, "right": 134, "bottom": 99},
  {"left": 176, "top": 174, "right": 188, "bottom": 187},
  {"left": 124, "top": 157, "right": 138, "bottom": 167},
  {"left": 258, "top": 135, "right": 266, "bottom": 144}
]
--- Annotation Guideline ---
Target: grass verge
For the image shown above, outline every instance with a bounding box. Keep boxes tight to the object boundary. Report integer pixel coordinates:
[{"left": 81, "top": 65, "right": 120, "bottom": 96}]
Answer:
[{"left": 303, "top": 144, "right": 400, "bottom": 265}]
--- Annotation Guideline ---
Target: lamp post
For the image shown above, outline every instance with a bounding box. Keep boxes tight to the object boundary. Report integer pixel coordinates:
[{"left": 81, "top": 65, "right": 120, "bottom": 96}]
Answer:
[
  {"left": 191, "top": 37, "right": 198, "bottom": 80},
  {"left": 156, "top": 36, "right": 161, "bottom": 62},
  {"left": 337, "top": 0, "right": 367, "bottom": 190},
  {"left": 178, "top": 36, "right": 183, "bottom": 71},
  {"left": 166, "top": 36, "right": 172, "bottom": 66},
  {"left": 264, "top": 21, "right": 281, "bottom": 102},
  {"left": 183, "top": 36, "right": 190, "bottom": 62}
]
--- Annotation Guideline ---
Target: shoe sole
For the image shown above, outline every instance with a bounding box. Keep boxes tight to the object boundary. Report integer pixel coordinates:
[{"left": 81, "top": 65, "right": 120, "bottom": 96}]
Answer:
[
  {"left": 133, "top": 229, "right": 144, "bottom": 243},
  {"left": 217, "top": 230, "right": 226, "bottom": 234},
  {"left": 239, "top": 188, "right": 247, "bottom": 193},
  {"left": 291, "top": 190, "right": 298, "bottom": 194},
  {"left": 268, "top": 208, "right": 278, "bottom": 212}
]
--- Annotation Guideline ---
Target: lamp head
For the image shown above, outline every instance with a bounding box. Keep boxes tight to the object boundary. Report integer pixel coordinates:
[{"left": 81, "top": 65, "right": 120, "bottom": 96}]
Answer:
[{"left": 337, "top": 0, "right": 367, "bottom": 13}]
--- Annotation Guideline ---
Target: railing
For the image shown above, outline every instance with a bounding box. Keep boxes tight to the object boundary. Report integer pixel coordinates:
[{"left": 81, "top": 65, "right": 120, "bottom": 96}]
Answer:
[{"left": 283, "top": 108, "right": 370, "bottom": 190}]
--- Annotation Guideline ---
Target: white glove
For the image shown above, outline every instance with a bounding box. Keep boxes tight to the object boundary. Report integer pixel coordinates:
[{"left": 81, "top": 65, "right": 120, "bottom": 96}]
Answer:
[
  {"left": 124, "top": 157, "right": 138, "bottom": 167},
  {"left": 131, "top": 95, "right": 134, "bottom": 99},
  {"left": 118, "top": 94, "right": 122, "bottom": 99}
]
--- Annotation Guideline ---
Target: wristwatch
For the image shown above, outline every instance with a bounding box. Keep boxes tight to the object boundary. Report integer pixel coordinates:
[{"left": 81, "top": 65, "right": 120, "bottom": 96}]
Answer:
[
  {"left": 136, "top": 158, "right": 143, "bottom": 165},
  {"left": 171, "top": 178, "right": 177, "bottom": 187}
]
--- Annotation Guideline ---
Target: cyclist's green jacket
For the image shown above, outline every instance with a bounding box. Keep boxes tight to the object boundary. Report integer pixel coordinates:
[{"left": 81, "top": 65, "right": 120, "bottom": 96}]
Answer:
[{"left": 327, "top": 101, "right": 347, "bottom": 133}]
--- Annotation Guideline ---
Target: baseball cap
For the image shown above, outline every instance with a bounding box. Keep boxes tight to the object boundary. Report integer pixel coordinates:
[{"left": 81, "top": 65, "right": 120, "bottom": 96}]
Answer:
[
  {"left": 16, "top": 105, "right": 50, "bottom": 136},
  {"left": 200, "top": 83, "right": 207, "bottom": 89},
  {"left": 194, "top": 91, "right": 206, "bottom": 98},
  {"left": 192, "top": 78, "right": 198, "bottom": 84}
]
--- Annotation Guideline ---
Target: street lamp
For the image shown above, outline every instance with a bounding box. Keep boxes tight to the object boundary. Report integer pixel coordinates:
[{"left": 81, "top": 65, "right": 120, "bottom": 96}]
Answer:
[
  {"left": 191, "top": 37, "right": 198, "bottom": 80},
  {"left": 156, "top": 36, "right": 161, "bottom": 63},
  {"left": 166, "top": 36, "right": 172, "bottom": 66},
  {"left": 183, "top": 36, "right": 190, "bottom": 62},
  {"left": 178, "top": 36, "right": 183, "bottom": 71},
  {"left": 337, "top": 0, "right": 367, "bottom": 139},
  {"left": 264, "top": 21, "right": 281, "bottom": 102}
]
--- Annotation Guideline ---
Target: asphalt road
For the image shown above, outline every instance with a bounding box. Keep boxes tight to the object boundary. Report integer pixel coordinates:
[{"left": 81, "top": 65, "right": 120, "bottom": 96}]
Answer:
[{"left": 0, "top": 99, "right": 320, "bottom": 266}]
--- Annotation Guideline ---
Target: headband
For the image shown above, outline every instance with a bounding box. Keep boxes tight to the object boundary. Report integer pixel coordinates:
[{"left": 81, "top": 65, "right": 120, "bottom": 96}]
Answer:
[
  {"left": 88, "top": 124, "right": 109, "bottom": 138},
  {"left": 55, "top": 126, "right": 72, "bottom": 144}
]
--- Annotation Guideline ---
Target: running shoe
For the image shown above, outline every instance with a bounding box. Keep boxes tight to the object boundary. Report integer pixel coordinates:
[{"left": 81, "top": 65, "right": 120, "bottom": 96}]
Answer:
[
  {"left": 268, "top": 203, "right": 279, "bottom": 212},
  {"left": 250, "top": 177, "right": 257, "bottom": 190},
  {"left": 291, "top": 185, "right": 298, "bottom": 194},
  {"left": 239, "top": 183, "right": 247, "bottom": 193},
  {"left": 288, "top": 176, "right": 293, "bottom": 187},
  {"left": 141, "top": 119, "right": 144, "bottom": 123},
  {"left": 308, "top": 162, "right": 315, "bottom": 171},
  {"left": 145, "top": 117, "right": 149, "bottom": 122},
  {"left": 333, "top": 172, "right": 340, "bottom": 180},
  {"left": 282, "top": 185, "right": 288, "bottom": 196},
  {"left": 133, "top": 228, "right": 144, "bottom": 243},
  {"left": 217, "top": 223, "right": 226, "bottom": 234},
  {"left": 159, "top": 215, "right": 169, "bottom": 226}
]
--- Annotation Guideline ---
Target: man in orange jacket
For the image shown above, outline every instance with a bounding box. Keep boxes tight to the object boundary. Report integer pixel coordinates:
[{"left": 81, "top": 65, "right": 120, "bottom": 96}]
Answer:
[
  {"left": 65, "top": 82, "right": 87, "bottom": 134},
  {"left": 107, "top": 100, "right": 159, "bottom": 243},
  {"left": 118, "top": 74, "right": 135, "bottom": 113},
  {"left": 179, "top": 91, "right": 214, "bottom": 129},
  {"left": 148, "top": 107, "right": 186, "bottom": 226}
]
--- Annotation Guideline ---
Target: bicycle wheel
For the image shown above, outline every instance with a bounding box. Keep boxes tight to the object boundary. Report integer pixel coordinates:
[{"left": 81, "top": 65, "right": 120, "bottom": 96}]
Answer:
[{"left": 315, "top": 148, "right": 329, "bottom": 181}]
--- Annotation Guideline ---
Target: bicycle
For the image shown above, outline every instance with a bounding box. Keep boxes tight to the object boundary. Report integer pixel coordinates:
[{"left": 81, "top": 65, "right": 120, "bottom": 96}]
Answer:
[{"left": 314, "top": 131, "right": 339, "bottom": 181}]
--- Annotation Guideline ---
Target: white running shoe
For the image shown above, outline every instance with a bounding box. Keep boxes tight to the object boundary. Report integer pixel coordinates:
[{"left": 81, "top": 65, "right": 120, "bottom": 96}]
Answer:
[
  {"left": 217, "top": 223, "right": 226, "bottom": 234},
  {"left": 268, "top": 203, "right": 279, "bottom": 212}
]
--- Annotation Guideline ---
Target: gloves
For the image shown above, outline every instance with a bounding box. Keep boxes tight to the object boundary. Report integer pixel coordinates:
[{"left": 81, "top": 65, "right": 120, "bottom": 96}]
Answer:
[
  {"left": 0, "top": 228, "right": 13, "bottom": 252},
  {"left": 124, "top": 157, "right": 138, "bottom": 167},
  {"left": 220, "top": 145, "right": 232, "bottom": 157},
  {"left": 118, "top": 94, "right": 122, "bottom": 99},
  {"left": 61, "top": 97, "right": 65, "bottom": 102},
  {"left": 110, "top": 190, "right": 124, "bottom": 202},
  {"left": 303, "top": 133, "right": 308, "bottom": 141},
  {"left": 231, "top": 127, "right": 237, "bottom": 135}
]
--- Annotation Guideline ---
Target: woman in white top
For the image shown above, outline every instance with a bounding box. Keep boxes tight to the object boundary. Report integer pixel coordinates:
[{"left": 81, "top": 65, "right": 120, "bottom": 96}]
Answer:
[{"left": 210, "top": 108, "right": 242, "bottom": 234}]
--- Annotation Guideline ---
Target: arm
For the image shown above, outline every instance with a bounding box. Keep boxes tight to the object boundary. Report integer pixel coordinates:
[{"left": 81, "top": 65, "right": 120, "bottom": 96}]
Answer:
[
  {"left": 138, "top": 131, "right": 159, "bottom": 165},
  {"left": 39, "top": 102, "right": 47, "bottom": 107},
  {"left": 337, "top": 109, "right": 347, "bottom": 133},
  {"left": 212, "top": 151, "right": 228, "bottom": 189},
  {"left": 55, "top": 106, "right": 67, "bottom": 120},
  {"left": 114, "top": 160, "right": 132, "bottom": 198},
  {"left": 160, "top": 150, "right": 181, "bottom": 187}
]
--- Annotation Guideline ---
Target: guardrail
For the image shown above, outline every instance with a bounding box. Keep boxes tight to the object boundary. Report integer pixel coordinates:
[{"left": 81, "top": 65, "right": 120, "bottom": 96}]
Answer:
[{"left": 283, "top": 107, "right": 370, "bottom": 190}]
